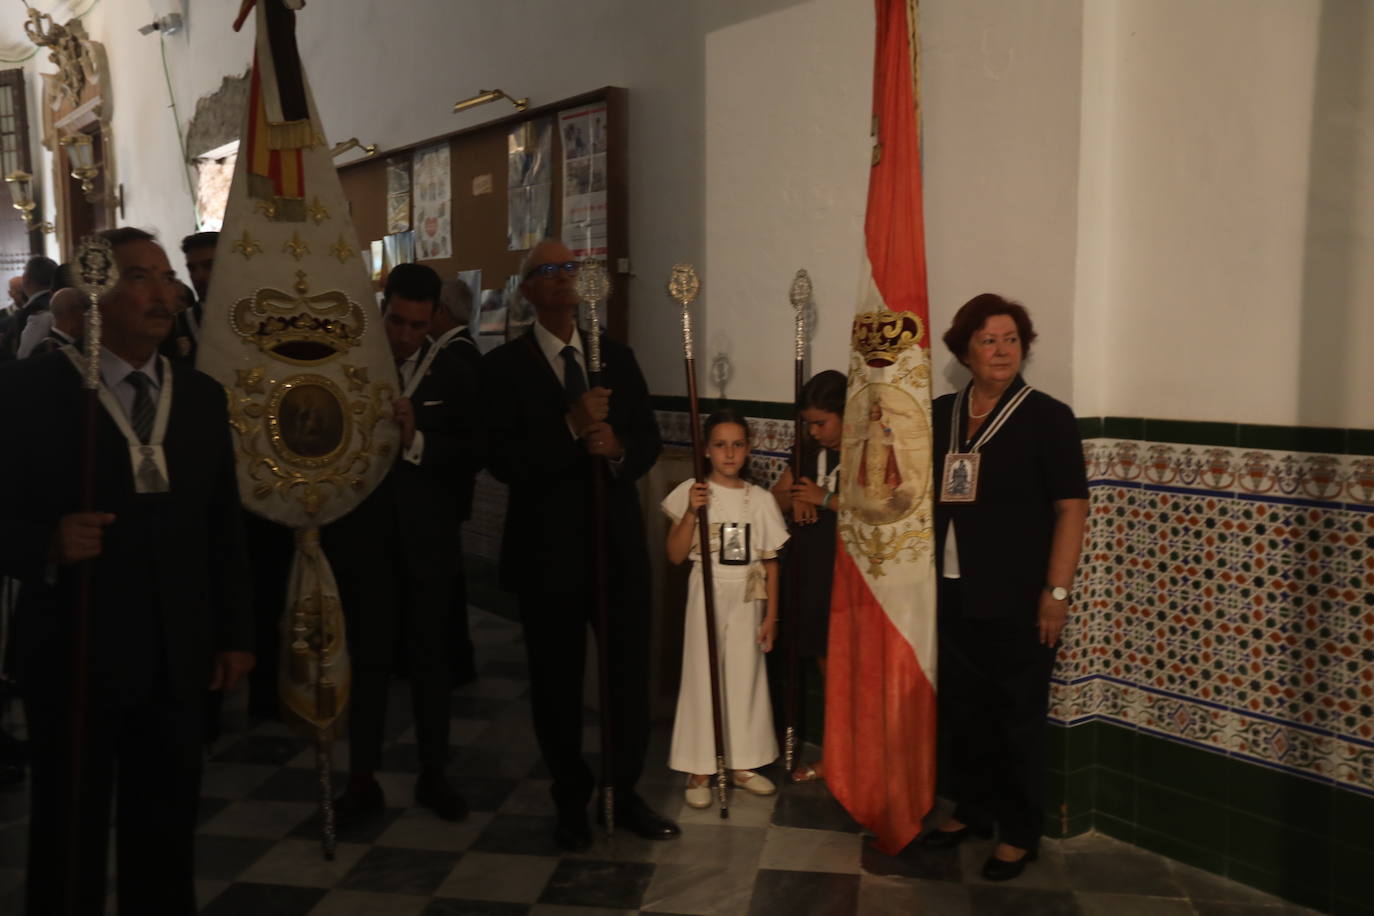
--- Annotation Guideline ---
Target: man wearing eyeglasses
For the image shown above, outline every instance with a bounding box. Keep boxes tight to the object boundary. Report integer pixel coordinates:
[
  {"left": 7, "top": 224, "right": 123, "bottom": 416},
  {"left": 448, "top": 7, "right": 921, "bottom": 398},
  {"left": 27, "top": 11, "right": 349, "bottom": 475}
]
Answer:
[{"left": 480, "top": 237, "right": 677, "bottom": 852}]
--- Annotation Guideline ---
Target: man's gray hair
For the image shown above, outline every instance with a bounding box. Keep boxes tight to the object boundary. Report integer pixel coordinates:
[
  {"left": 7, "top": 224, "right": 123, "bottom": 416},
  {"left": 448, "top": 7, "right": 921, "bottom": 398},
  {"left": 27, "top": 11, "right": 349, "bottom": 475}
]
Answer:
[{"left": 440, "top": 278, "right": 474, "bottom": 325}]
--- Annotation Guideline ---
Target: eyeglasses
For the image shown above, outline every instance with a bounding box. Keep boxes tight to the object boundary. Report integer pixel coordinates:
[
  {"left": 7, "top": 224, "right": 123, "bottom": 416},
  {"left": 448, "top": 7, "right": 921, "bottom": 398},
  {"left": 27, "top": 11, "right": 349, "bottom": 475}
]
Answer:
[{"left": 524, "top": 260, "right": 580, "bottom": 280}]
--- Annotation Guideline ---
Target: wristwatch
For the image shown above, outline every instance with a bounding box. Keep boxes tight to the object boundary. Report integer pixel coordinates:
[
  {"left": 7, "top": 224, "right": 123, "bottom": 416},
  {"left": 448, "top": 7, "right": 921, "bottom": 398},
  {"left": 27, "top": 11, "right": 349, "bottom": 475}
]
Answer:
[{"left": 1045, "top": 584, "right": 1069, "bottom": 601}]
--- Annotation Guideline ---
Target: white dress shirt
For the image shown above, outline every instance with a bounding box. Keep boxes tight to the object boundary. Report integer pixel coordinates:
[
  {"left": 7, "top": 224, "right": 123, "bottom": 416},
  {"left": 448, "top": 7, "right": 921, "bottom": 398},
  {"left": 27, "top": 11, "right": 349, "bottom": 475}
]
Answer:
[
  {"left": 533, "top": 320, "right": 587, "bottom": 441},
  {"left": 17, "top": 310, "right": 53, "bottom": 359},
  {"left": 396, "top": 348, "right": 426, "bottom": 466}
]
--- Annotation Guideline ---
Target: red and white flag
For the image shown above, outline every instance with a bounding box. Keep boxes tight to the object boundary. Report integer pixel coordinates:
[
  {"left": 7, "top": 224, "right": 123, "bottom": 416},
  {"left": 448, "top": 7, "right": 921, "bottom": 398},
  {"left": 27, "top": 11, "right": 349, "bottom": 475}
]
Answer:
[{"left": 823, "top": 0, "right": 936, "bottom": 856}]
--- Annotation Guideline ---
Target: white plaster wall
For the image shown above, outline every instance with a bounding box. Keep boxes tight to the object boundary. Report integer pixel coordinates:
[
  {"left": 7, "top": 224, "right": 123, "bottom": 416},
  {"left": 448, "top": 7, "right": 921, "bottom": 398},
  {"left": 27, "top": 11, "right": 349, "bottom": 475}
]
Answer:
[
  {"left": 919, "top": 0, "right": 1085, "bottom": 409},
  {"left": 1096, "top": 0, "right": 1374, "bottom": 429}
]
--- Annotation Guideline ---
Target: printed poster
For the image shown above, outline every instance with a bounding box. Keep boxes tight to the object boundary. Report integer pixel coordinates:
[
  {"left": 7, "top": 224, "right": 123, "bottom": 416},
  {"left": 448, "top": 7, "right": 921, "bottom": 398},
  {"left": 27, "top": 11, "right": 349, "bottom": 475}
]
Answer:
[
  {"left": 507, "top": 118, "right": 552, "bottom": 251},
  {"left": 559, "top": 103, "right": 608, "bottom": 257},
  {"left": 386, "top": 158, "right": 411, "bottom": 233},
  {"left": 413, "top": 142, "right": 452, "bottom": 261},
  {"left": 504, "top": 273, "right": 533, "bottom": 340}
]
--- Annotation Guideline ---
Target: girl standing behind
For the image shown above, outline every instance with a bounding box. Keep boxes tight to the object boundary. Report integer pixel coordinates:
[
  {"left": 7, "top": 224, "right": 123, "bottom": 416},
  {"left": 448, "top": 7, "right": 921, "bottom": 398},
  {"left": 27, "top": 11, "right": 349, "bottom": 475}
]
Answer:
[
  {"left": 771, "top": 369, "right": 847, "bottom": 783},
  {"left": 663, "top": 409, "right": 790, "bottom": 806}
]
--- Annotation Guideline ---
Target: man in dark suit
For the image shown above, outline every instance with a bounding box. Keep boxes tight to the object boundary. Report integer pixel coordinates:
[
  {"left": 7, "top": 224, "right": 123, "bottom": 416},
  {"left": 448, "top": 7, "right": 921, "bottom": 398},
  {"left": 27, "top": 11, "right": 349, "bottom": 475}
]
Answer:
[
  {"left": 0, "top": 255, "right": 56, "bottom": 360},
  {"left": 480, "top": 237, "right": 678, "bottom": 851},
  {"left": 162, "top": 231, "right": 218, "bottom": 363},
  {"left": 433, "top": 278, "right": 481, "bottom": 684},
  {"left": 27, "top": 286, "right": 84, "bottom": 358},
  {"left": 326, "top": 263, "right": 475, "bottom": 824},
  {"left": 0, "top": 228, "right": 253, "bottom": 914}
]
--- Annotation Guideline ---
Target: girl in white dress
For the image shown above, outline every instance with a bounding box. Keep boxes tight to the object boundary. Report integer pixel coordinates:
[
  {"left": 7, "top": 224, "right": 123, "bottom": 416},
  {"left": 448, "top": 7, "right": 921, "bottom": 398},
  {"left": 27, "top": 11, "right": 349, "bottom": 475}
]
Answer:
[{"left": 662, "top": 410, "right": 790, "bottom": 807}]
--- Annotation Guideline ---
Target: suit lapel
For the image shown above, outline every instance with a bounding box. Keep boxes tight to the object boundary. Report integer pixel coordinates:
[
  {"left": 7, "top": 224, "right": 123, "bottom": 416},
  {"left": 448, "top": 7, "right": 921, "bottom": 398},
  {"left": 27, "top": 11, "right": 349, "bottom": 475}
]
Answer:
[{"left": 520, "top": 327, "right": 566, "bottom": 399}]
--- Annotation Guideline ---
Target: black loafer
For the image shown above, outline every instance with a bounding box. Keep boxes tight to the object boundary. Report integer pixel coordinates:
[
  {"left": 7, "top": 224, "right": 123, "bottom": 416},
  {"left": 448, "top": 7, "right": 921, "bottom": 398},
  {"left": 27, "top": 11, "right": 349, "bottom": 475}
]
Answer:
[
  {"left": 919, "top": 822, "right": 992, "bottom": 848},
  {"left": 333, "top": 778, "right": 385, "bottom": 828},
  {"left": 982, "top": 847, "right": 1038, "bottom": 881},
  {"left": 602, "top": 793, "right": 680, "bottom": 840},
  {"left": 554, "top": 812, "right": 592, "bottom": 852},
  {"left": 415, "top": 771, "right": 468, "bottom": 822}
]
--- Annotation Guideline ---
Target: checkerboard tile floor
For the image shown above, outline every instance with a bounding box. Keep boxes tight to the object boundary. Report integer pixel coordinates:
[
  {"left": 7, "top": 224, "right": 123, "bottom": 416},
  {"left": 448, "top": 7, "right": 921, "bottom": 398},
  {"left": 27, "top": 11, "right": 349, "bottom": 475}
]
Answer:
[{"left": 0, "top": 607, "right": 1319, "bottom": 915}]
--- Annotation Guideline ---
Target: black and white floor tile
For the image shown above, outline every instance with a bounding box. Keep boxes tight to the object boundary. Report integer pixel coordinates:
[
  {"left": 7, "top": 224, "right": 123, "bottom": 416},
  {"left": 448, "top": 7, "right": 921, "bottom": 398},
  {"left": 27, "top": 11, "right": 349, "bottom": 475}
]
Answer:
[{"left": 0, "top": 607, "right": 1320, "bottom": 915}]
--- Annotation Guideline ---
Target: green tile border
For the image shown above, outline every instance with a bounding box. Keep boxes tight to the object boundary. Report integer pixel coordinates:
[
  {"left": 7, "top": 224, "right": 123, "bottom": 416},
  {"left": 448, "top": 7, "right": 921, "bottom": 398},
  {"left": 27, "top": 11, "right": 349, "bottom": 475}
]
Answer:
[
  {"left": 1052, "top": 720, "right": 1374, "bottom": 913},
  {"left": 1103, "top": 416, "right": 1145, "bottom": 439},
  {"left": 1238, "top": 423, "right": 1347, "bottom": 455},
  {"left": 1145, "top": 418, "right": 1237, "bottom": 448}
]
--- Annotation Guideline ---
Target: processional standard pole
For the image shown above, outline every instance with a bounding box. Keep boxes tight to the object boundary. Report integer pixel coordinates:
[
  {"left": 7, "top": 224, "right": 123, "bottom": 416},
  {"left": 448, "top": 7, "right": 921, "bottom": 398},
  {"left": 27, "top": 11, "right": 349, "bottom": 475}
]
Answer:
[
  {"left": 783, "top": 268, "right": 812, "bottom": 775},
  {"left": 669, "top": 264, "right": 729, "bottom": 818},
  {"left": 574, "top": 258, "right": 616, "bottom": 838},
  {"left": 65, "top": 235, "right": 115, "bottom": 915}
]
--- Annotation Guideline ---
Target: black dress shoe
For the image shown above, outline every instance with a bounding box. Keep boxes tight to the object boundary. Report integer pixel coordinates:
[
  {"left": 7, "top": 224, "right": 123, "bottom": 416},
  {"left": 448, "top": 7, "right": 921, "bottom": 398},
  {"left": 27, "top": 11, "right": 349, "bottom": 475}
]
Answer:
[
  {"left": 554, "top": 812, "right": 592, "bottom": 852},
  {"left": 415, "top": 771, "right": 468, "bottom": 822},
  {"left": 333, "top": 777, "right": 385, "bottom": 828},
  {"left": 919, "top": 822, "right": 992, "bottom": 849},
  {"left": 982, "top": 847, "right": 1038, "bottom": 881},
  {"left": 609, "top": 793, "right": 680, "bottom": 840}
]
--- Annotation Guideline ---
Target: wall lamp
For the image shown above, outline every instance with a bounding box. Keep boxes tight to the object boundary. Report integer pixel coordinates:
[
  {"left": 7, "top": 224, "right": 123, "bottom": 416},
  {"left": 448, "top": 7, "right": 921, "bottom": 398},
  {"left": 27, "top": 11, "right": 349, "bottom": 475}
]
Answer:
[
  {"left": 61, "top": 133, "right": 99, "bottom": 195},
  {"left": 452, "top": 89, "right": 528, "bottom": 115},
  {"left": 4, "top": 170, "right": 55, "bottom": 233},
  {"left": 331, "top": 138, "right": 378, "bottom": 159}
]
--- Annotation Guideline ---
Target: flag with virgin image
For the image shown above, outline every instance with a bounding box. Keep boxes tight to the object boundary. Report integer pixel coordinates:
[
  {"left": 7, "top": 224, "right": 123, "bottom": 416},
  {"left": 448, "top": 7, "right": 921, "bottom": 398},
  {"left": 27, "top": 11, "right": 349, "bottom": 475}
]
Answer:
[{"left": 823, "top": 0, "right": 937, "bottom": 855}]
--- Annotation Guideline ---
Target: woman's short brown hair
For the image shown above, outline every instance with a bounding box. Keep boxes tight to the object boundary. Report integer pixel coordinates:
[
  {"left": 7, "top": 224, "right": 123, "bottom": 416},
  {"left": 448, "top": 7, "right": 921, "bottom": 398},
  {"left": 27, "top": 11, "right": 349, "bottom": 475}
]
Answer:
[{"left": 942, "top": 293, "right": 1037, "bottom": 365}]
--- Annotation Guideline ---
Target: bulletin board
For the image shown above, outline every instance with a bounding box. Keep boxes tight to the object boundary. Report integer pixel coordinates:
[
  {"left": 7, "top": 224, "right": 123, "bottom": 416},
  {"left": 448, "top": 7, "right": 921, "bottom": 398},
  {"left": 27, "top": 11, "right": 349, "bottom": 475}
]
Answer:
[{"left": 337, "top": 87, "right": 629, "bottom": 342}]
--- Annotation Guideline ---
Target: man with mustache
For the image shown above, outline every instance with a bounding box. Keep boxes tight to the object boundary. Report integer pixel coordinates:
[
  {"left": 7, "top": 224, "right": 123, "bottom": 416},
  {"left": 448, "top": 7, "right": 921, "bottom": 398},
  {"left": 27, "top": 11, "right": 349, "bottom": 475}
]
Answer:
[{"left": 0, "top": 227, "right": 253, "bottom": 914}]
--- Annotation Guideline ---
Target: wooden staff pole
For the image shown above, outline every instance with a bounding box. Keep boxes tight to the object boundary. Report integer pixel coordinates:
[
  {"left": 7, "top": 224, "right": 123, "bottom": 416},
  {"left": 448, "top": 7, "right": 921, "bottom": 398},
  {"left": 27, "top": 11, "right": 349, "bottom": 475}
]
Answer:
[
  {"left": 782, "top": 269, "right": 812, "bottom": 775},
  {"left": 669, "top": 264, "right": 729, "bottom": 818},
  {"left": 66, "top": 236, "right": 115, "bottom": 915},
  {"left": 575, "top": 260, "right": 616, "bottom": 837}
]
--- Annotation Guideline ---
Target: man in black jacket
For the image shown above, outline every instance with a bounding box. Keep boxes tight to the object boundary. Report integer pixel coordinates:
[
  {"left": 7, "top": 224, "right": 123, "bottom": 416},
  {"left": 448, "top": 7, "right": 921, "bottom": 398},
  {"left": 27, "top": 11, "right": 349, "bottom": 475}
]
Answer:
[
  {"left": 0, "top": 255, "right": 56, "bottom": 360},
  {"left": 326, "top": 263, "right": 476, "bottom": 824},
  {"left": 480, "top": 238, "right": 678, "bottom": 851},
  {"left": 0, "top": 228, "right": 253, "bottom": 914},
  {"left": 433, "top": 277, "right": 481, "bottom": 685}
]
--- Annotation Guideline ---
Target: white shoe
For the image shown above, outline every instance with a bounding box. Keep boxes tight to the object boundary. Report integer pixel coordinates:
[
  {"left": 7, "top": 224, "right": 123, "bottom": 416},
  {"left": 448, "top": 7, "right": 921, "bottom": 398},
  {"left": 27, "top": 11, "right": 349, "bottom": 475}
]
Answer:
[
  {"left": 731, "top": 770, "right": 776, "bottom": 796},
  {"left": 684, "top": 776, "right": 711, "bottom": 808}
]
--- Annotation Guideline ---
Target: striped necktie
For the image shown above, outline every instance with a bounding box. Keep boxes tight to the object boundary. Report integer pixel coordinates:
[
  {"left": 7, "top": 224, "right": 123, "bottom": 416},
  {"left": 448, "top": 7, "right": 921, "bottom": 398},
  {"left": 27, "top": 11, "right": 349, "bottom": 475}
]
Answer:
[{"left": 125, "top": 372, "right": 156, "bottom": 444}]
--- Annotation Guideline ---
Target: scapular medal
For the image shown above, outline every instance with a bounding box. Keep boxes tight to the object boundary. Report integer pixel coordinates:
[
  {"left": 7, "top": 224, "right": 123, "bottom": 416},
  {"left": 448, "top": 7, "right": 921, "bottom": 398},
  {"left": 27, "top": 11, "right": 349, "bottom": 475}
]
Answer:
[
  {"left": 718, "top": 522, "right": 751, "bottom": 565},
  {"left": 133, "top": 444, "right": 170, "bottom": 494},
  {"left": 939, "top": 383, "right": 1035, "bottom": 505}
]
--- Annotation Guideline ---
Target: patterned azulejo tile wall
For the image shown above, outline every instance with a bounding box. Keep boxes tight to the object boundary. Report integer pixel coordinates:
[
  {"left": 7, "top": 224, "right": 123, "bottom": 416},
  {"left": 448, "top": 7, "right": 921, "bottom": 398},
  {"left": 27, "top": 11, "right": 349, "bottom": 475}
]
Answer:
[
  {"left": 655, "top": 403, "right": 1374, "bottom": 800},
  {"left": 1060, "top": 435, "right": 1374, "bottom": 800}
]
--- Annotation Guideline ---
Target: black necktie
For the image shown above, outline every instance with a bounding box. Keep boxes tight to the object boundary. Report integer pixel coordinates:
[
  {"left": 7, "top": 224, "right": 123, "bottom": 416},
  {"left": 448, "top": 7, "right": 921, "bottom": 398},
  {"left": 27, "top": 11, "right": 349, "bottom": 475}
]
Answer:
[
  {"left": 125, "top": 372, "right": 155, "bottom": 444},
  {"left": 561, "top": 345, "right": 587, "bottom": 399}
]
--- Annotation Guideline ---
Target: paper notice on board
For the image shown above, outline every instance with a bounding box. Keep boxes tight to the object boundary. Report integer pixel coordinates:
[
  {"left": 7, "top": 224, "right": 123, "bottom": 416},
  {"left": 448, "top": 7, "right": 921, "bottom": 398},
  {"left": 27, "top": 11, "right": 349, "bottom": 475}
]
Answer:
[
  {"left": 507, "top": 118, "right": 552, "bottom": 251},
  {"left": 386, "top": 159, "right": 411, "bottom": 233},
  {"left": 413, "top": 142, "right": 452, "bottom": 261},
  {"left": 559, "top": 103, "right": 608, "bottom": 258}
]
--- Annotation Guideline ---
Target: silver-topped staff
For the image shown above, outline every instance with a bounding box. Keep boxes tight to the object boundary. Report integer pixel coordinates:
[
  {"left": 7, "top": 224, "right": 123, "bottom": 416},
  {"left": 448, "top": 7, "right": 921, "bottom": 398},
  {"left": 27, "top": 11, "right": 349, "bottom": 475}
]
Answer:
[
  {"left": 669, "top": 264, "right": 729, "bottom": 818},
  {"left": 783, "top": 268, "right": 812, "bottom": 775},
  {"left": 574, "top": 257, "right": 617, "bottom": 838},
  {"left": 66, "top": 234, "right": 117, "bottom": 915}
]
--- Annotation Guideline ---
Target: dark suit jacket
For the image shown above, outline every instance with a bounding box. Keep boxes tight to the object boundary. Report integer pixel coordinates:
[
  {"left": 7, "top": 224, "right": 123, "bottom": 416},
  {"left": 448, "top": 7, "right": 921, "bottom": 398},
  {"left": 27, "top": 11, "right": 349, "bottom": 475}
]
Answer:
[
  {"left": 328, "top": 341, "right": 477, "bottom": 564},
  {"left": 932, "top": 375, "right": 1088, "bottom": 621},
  {"left": 438, "top": 328, "right": 481, "bottom": 521},
  {"left": 0, "top": 351, "right": 252, "bottom": 714},
  {"left": 0, "top": 290, "right": 51, "bottom": 360},
  {"left": 480, "top": 328, "right": 660, "bottom": 595}
]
